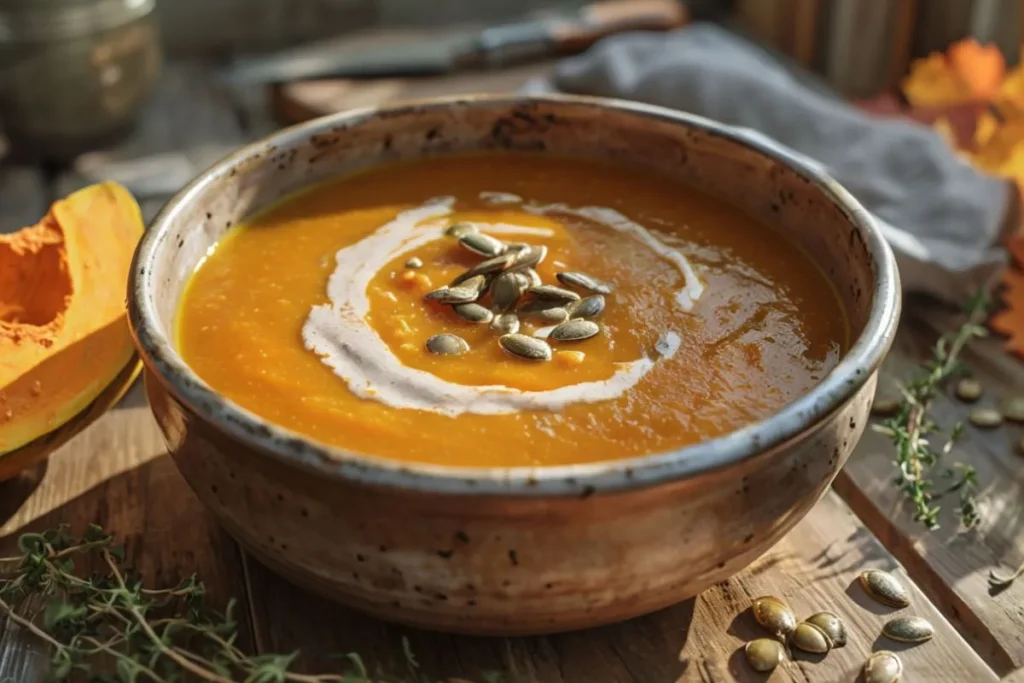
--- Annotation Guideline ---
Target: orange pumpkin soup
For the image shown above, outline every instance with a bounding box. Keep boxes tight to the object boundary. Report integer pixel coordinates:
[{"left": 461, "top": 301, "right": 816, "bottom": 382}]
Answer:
[{"left": 176, "top": 153, "right": 847, "bottom": 467}]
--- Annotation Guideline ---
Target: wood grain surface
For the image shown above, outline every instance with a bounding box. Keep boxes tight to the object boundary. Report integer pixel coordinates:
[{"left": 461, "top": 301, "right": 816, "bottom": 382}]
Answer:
[{"left": 1, "top": 58, "right": 1023, "bottom": 683}]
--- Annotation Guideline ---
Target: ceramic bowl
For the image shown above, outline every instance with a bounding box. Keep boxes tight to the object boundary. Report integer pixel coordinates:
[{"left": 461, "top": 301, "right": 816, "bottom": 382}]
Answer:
[{"left": 128, "top": 94, "right": 900, "bottom": 636}]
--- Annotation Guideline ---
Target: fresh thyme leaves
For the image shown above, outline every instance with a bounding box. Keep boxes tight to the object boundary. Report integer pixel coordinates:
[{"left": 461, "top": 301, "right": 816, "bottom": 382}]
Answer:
[
  {"left": 0, "top": 525, "right": 483, "bottom": 682},
  {"left": 871, "top": 290, "right": 990, "bottom": 531}
]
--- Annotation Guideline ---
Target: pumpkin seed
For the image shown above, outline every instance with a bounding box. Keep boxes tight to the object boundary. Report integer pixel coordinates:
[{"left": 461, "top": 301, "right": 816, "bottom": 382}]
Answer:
[
  {"left": 790, "top": 622, "right": 831, "bottom": 655},
  {"left": 537, "top": 307, "right": 570, "bottom": 323},
  {"left": 459, "top": 232, "right": 507, "bottom": 258},
  {"left": 882, "top": 616, "right": 934, "bottom": 644},
  {"left": 1000, "top": 395, "right": 1024, "bottom": 423},
  {"left": 864, "top": 651, "right": 903, "bottom": 683},
  {"left": 425, "top": 333, "right": 469, "bottom": 356},
  {"left": 532, "top": 325, "right": 556, "bottom": 339},
  {"left": 551, "top": 319, "right": 600, "bottom": 342},
  {"left": 490, "top": 313, "right": 520, "bottom": 335},
  {"left": 969, "top": 407, "right": 1003, "bottom": 429},
  {"left": 528, "top": 284, "right": 580, "bottom": 305},
  {"left": 490, "top": 271, "right": 525, "bottom": 312},
  {"left": 462, "top": 252, "right": 516, "bottom": 279},
  {"left": 557, "top": 271, "right": 613, "bottom": 295},
  {"left": 790, "top": 621, "right": 831, "bottom": 654},
  {"left": 445, "top": 222, "right": 477, "bottom": 238},
  {"left": 511, "top": 245, "right": 547, "bottom": 269},
  {"left": 405, "top": 257, "right": 423, "bottom": 269},
  {"left": 805, "top": 611, "right": 846, "bottom": 648},
  {"left": 871, "top": 397, "right": 900, "bottom": 417},
  {"left": 743, "top": 639, "right": 783, "bottom": 673},
  {"left": 859, "top": 570, "right": 910, "bottom": 608},
  {"left": 453, "top": 303, "right": 493, "bottom": 323},
  {"left": 955, "top": 377, "right": 983, "bottom": 402},
  {"left": 424, "top": 285, "right": 479, "bottom": 305},
  {"left": 752, "top": 596, "right": 796, "bottom": 637},
  {"left": 569, "top": 295, "right": 606, "bottom": 319},
  {"left": 499, "top": 334, "right": 552, "bottom": 361}
]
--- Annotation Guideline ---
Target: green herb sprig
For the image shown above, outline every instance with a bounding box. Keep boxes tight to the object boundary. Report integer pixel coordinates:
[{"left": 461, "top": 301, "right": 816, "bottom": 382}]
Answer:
[
  {"left": 0, "top": 525, "right": 463, "bottom": 682},
  {"left": 872, "top": 290, "right": 990, "bottom": 530}
]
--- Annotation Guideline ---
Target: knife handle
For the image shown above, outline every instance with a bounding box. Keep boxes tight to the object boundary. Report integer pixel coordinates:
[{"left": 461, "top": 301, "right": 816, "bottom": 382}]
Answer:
[{"left": 552, "top": 0, "right": 690, "bottom": 53}]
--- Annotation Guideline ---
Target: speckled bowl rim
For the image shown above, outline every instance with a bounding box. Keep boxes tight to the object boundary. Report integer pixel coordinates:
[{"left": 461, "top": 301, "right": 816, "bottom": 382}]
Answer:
[{"left": 129, "top": 93, "right": 901, "bottom": 497}]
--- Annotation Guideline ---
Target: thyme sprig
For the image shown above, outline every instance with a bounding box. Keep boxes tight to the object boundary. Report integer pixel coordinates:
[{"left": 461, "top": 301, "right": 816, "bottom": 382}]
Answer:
[
  {"left": 0, "top": 525, "right": 459, "bottom": 682},
  {"left": 872, "top": 290, "right": 990, "bottom": 530}
]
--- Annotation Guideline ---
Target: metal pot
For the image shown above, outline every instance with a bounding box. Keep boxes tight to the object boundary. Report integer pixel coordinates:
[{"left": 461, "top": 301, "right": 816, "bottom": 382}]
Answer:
[{"left": 0, "top": 0, "right": 161, "bottom": 160}]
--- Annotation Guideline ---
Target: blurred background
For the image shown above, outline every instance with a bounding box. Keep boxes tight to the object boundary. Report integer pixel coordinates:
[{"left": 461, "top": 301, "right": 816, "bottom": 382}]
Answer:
[{"left": 1, "top": 0, "right": 1023, "bottom": 220}]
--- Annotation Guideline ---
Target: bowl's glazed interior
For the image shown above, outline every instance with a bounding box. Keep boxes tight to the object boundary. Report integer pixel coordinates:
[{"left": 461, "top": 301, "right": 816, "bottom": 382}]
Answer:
[{"left": 130, "top": 95, "right": 899, "bottom": 634}]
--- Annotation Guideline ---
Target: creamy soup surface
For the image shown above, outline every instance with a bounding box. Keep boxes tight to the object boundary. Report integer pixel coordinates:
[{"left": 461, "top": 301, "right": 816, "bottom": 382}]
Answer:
[{"left": 176, "top": 153, "right": 848, "bottom": 467}]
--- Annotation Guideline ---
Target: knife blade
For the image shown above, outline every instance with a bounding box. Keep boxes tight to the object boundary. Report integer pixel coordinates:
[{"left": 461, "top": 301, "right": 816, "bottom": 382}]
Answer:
[{"left": 220, "top": 0, "right": 728, "bottom": 86}]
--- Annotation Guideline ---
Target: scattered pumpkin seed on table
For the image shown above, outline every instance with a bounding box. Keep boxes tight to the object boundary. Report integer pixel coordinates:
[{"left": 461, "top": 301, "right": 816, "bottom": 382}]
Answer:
[
  {"left": 955, "top": 377, "right": 983, "bottom": 402},
  {"left": 859, "top": 569, "right": 910, "bottom": 608},
  {"left": 1000, "top": 395, "right": 1024, "bottom": 423},
  {"left": 751, "top": 596, "right": 796, "bottom": 637},
  {"left": 871, "top": 397, "right": 900, "bottom": 417},
  {"left": 969, "top": 407, "right": 1003, "bottom": 429},
  {"left": 864, "top": 651, "right": 903, "bottom": 683},
  {"left": 425, "top": 333, "right": 469, "bottom": 356},
  {"left": 805, "top": 611, "right": 846, "bottom": 648},
  {"left": 744, "top": 638, "right": 784, "bottom": 672},
  {"left": 790, "top": 621, "right": 831, "bottom": 654},
  {"left": 882, "top": 616, "right": 934, "bottom": 644}
]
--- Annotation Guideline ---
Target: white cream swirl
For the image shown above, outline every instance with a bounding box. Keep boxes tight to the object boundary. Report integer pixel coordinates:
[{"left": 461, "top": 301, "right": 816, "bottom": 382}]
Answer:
[{"left": 302, "top": 198, "right": 701, "bottom": 417}]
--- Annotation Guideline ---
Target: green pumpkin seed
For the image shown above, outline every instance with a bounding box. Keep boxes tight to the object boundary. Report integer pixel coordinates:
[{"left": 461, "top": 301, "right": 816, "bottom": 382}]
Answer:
[
  {"left": 490, "top": 271, "right": 525, "bottom": 312},
  {"left": 790, "top": 621, "right": 831, "bottom": 654},
  {"left": 569, "top": 295, "right": 606, "bottom": 319},
  {"left": 859, "top": 570, "right": 910, "bottom": 608},
  {"left": 1000, "top": 395, "right": 1024, "bottom": 423},
  {"left": 743, "top": 639, "right": 783, "bottom": 673},
  {"left": 871, "top": 397, "right": 900, "bottom": 417},
  {"left": 453, "top": 303, "right": 493, "bottom": 323},
  {"left": 557, "top": 271, "right": 613, "bottom": 295},
  {"left": 490, "top": 313, "right": 520, "bottom": 335},
  {"left": 459, "top": 232, "right": 507, "bottom": 258},
  {"left": 752, "top": 596, "right": 796, "bottom": 637},
  {"left": 955, "top": 378, "right": 983, "bottom": 402},
  {"left": 424, "top": 285, "right": 479, "bottom": 305},
  {"left": 551, "top": 319, "right": 600, "bottom": 342},
  {"left": 499, "top": 334, "right": 552, "bottom": 361},
  {"left": 405, "top": 256, "right": 423, "bottom": 269},
  {"left": 445, "top": 222, "right": 478, "bottom": 238},
  {"left": 882, "top": 616, "right": 934, "bottom": 644},
  {"left": 425, "top": 334, "right": 469, "bottom": 356},
  {"left": 511, "top": 245, "right": 547, "bottom": 269},
  {"left": 528, "top": 284, "right": 580, "bottom": 305},
  {"left": 864, "top": 651, "right": 903, "bottom": 683},
  {"left": 805, "top": 611, "right": 846, "bottom": 648},
  {"left": 969, "top": 407, "right": 1003, "bottom": 429},
  {"left": 461, "top": 252, "right": 516, "bottom": 279}
]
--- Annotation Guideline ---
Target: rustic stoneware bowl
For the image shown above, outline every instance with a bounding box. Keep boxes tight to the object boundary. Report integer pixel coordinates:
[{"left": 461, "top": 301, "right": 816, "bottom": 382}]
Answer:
[{"left": 129, "top": 94, "right": 900, "bottom": 636}]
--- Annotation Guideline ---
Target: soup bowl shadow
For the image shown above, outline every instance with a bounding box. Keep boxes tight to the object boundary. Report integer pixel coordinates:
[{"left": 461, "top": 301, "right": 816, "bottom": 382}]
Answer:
[{"left": 128, "top": 94, "right": 900, "bottom": 636}]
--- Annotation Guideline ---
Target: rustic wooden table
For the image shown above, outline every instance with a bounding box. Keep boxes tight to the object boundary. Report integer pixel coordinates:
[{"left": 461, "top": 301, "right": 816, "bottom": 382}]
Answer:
[{"left": 2, "top": 59, "right": 1024, "bottom": 683}]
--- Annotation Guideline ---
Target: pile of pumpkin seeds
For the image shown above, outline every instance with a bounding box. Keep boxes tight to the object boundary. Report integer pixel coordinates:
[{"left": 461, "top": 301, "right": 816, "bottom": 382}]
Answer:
[
  {"left": 872, "top": 377, "right": 1024, "bottom": 454},
  {"left": 415, "top": 221, "right": 612, "bottom": 362},
  {"left": 743, "top": 569, "right": 934, "bottom": 682}
]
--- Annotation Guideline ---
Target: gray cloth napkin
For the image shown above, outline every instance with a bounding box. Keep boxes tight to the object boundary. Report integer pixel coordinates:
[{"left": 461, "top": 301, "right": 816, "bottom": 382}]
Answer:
[{"left": 523, "top": 24, "right": 1018, "bottom": 304}]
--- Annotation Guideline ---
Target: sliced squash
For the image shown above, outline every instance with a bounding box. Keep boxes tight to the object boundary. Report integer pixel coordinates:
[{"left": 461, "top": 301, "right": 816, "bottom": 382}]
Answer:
[{"left": 0, "top": 182, "right": 143, "bottom": 456}]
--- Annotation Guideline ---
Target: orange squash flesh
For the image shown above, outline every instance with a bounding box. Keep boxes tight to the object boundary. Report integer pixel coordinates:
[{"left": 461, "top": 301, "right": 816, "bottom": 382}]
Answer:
[
  {"left": 0, "top": 182, "right": 144, "bottom": 455},
  {"left": 177, "top": 154, "right": 848, "bottom": 468}
]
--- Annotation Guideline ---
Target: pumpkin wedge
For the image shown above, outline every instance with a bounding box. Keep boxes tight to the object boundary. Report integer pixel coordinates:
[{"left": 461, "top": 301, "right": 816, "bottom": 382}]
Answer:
[{"left": 0, "top": 181, "right": 143, "bottom": 456}]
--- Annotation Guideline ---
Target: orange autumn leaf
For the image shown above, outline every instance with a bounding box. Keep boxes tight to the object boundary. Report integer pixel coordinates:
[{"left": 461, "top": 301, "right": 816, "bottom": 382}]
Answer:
[
  {"left": 902, "top": 53, "right": 976, "bottom": 108},
  {"left": 948, "top": 38, "right": 1006, "bottom": 100}
]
